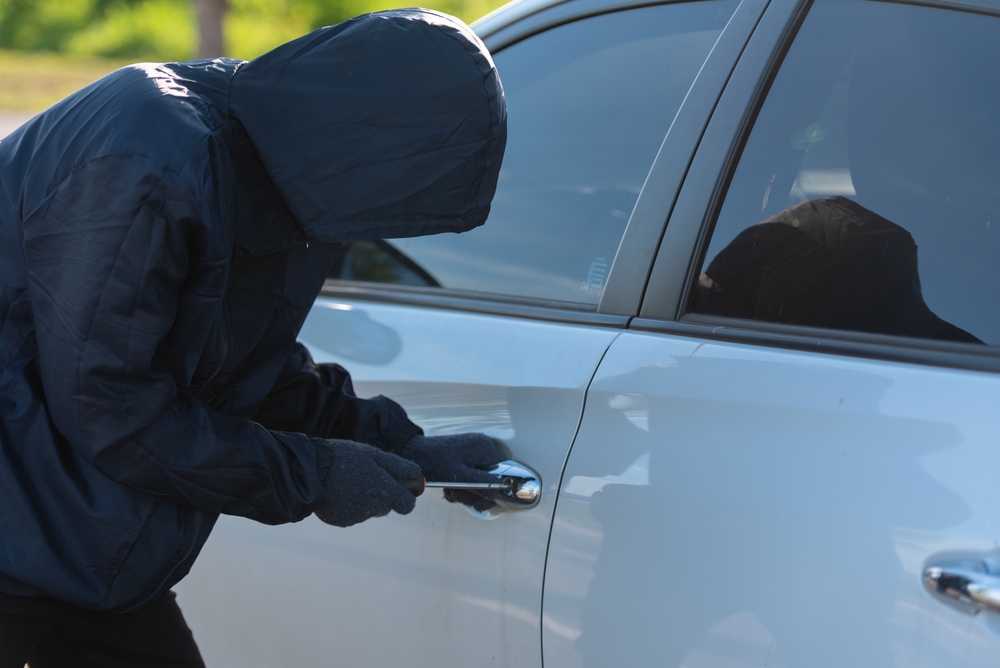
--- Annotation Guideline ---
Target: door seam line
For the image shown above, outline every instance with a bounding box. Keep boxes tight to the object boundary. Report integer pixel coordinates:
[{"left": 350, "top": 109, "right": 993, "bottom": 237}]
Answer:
[{"left": 537, "top": 327, "right": 626, "bottom": 668}]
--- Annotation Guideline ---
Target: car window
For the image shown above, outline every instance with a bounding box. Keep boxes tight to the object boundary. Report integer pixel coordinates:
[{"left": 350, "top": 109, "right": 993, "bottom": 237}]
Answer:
[
  {"left": 329, "top": 240, "right": 440, "bottom": 287},
  {"left": 331, "top": 0, "right": 740, "bottom": 305},
  {"left": 689, "top": 0, "right": 1000, "bottom": 344}
]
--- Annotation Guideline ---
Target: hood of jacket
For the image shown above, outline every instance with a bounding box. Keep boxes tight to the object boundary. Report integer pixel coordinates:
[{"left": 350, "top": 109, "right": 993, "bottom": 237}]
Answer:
[{"left": 228, "top": 8, "right": 507, "bottom": 244}]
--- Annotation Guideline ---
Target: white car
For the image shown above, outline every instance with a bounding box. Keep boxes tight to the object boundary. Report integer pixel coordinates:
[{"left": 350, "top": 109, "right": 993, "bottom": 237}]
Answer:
[{"left": 177, "top": 0, "right": 1000, "bottom": 664}]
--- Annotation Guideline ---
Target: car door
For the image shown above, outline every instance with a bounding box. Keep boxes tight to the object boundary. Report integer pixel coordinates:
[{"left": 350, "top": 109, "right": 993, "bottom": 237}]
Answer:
[
  {"left": 544, "top": 0, "right": 1000, "bottom": 665},
  {"left": 173, "top": 1, "right": 757, "bottom": 664}
]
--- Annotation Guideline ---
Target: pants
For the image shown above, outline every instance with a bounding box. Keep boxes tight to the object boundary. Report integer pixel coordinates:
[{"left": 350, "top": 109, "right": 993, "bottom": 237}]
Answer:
[{"left": 0, "top": 591, "right": 204, "bottom": 668}]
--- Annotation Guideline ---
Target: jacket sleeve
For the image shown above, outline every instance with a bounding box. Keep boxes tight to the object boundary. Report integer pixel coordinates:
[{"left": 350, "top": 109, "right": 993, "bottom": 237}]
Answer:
[
  {"left": 253, "top": 343, "right": 423, "bottom": 453},
  {"left": 23, "top": 154, "right": 323, "bottom": 525}
]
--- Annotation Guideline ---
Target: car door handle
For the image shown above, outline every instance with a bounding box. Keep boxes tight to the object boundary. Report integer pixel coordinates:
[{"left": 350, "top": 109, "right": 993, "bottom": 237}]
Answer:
[
  {"left": 923, "top": 564, "right": 1000, "bottom": 613},
  {"left": 407, "top": 460, "right": 541, "bottom": 508}
]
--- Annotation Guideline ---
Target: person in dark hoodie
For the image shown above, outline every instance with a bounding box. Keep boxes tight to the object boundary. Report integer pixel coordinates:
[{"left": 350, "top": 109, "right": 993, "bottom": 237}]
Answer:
[{"left": 0, "top": 9, "right": 507, "bottom": 666}]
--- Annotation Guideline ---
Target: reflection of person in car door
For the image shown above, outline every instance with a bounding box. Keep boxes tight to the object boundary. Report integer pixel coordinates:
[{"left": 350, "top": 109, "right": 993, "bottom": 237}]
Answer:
[
  {"left": 0, "top": 10, "right": 506, "bottom": 666},
  {"left": 692, "top": 196, "right": 980, "bottom": 343}
]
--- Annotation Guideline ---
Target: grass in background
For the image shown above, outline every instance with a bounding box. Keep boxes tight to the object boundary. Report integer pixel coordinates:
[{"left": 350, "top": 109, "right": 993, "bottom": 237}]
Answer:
[{"left": 0, "top": 48, "right": 128, "bottom": 112}]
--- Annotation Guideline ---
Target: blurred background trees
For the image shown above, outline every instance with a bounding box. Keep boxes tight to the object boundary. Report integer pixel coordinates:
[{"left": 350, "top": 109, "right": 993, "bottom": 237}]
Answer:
[
  {"left": 0, "top": 0, "right": 505, "bottom": 61},
  {"left": 196, "top": 0, "right": 225, "bottom": 58}
]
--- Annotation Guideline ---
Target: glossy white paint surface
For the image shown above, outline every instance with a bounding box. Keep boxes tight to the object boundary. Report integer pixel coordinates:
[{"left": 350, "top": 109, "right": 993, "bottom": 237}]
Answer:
[
  {"left": 544, "top": 331, "right": 1000, "bottom": 667},
  {"left": 175, "top": 298, "right": 619, "bottom": 667}
]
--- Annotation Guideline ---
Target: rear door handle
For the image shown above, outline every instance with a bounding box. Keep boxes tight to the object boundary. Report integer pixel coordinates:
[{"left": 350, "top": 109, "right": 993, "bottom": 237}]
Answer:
[{"left": 923, "top": 563, "right": 1000, "bottom": 614}]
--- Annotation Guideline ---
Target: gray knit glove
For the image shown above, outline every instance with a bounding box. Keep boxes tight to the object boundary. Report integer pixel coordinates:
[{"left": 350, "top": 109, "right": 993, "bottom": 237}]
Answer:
[
  {"left": 401, "top": 433, "right": 503, "bottom": 511},
  {"left": 314, "top": 439, "right": 422, "bottom": 527}
]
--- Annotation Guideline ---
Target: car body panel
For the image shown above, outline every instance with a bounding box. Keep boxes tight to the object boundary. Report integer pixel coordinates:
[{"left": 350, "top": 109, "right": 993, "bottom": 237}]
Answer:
[
  {"left": 553, "top": 0, "right": 1000, "bottom": 662},
  {"left": 544, "top": 330, "right": 1000, "bottom": 667},
  {"left": 176, "top": 299, "right": 620, "bottom": 667}
]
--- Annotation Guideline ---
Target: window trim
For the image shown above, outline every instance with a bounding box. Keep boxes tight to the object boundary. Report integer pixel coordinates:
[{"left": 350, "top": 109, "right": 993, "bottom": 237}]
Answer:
[
  {"left": 597, "top": 0, "right": 771, "bottom": 316},
  {"left": 477, "top": 0, "right": 762, "bottom": 50},
  {"left": 482, "top": 0, "right": 691, "bottom": 51},
  {"left": 474, "top": 0, "right": 574, "bottom": 40},
  {"left": 320, "top": 280, "right": 631, "bottom": 327},
  {"left": 631, "top": 315, "right": 1000, "bottom": 373},
  {"left": 639, "top": 0, "right": 810, "bottom": 321},
  {"left": 638, "top": 0, "right": 1000, "bottom": 373},
  {"left": 879, "top": 0, "right": 1000, "bottom": 18}
]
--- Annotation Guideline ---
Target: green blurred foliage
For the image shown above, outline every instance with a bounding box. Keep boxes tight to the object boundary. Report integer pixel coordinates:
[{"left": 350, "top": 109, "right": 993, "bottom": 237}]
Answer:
[
  {"left": 67, "top": 1, "right": 196, "bottom": 59},
  {"left": 226, "top": 0, "right": 507, "bottom": 59},
  {"left": 0, "top": 0, "right": 99, "bottom": 51},
  {"left": 0, "top": 0, "right": 507, "bottom": 61}
]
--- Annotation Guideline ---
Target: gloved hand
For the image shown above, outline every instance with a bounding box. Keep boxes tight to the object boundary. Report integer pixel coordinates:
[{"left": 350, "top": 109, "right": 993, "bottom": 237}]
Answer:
[
  {"left": 314, "top": 439, "right": 422, "bottom": 527},
  {"left": 401, "top": 433, "right": 503, "bottom": 511}
]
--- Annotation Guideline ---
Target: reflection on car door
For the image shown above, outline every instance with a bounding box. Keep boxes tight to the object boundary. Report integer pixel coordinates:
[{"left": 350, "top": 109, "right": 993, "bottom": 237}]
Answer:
[
  {"left": 547, "top": 332, "right": 1000, "bottom": 667},
  {"left": 544, "top": 0, "right": 1000, "bottom": 665}
]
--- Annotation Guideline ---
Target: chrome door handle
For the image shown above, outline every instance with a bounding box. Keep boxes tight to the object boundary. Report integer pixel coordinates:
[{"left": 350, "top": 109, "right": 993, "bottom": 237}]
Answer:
[
  {"left": 923, "top": 564, "right": 1000, "bottom": 613},
  {"left": 425, "top": 460, "right": 541, "bottom": 508}
]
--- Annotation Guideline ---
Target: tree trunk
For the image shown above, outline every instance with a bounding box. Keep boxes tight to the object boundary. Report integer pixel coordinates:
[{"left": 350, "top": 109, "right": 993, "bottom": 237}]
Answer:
[{"left": 195, "top": 0, "right": 227, "bottom": 58}]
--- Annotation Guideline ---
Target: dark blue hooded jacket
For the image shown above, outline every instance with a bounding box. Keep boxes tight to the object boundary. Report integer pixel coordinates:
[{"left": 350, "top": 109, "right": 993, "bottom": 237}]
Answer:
[{"left": 0, "top": 9, "right": 506, "bottom": 612}]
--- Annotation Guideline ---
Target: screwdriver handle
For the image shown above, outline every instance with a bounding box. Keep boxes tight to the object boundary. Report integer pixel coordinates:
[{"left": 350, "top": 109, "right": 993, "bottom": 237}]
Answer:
[
  {"left": 424, "top": 479, "right": 513, "bottom": 491},
  {"left": 398, "top": 477, "right": 426, "bottom": 497}
]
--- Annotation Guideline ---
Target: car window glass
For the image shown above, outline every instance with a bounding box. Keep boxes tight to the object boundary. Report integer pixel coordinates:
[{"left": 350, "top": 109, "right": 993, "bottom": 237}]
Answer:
[
  {"left": 331, "top": 0, "right": 740, "bottom": 304},
  {"left": 689, "top": 0, "right": 1000, "bottom": 344}
]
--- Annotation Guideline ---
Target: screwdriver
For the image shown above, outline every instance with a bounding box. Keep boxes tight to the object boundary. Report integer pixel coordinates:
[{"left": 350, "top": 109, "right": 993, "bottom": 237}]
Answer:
[{"left": 398, "top": 477, "right": 514, "bottom": 497}]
